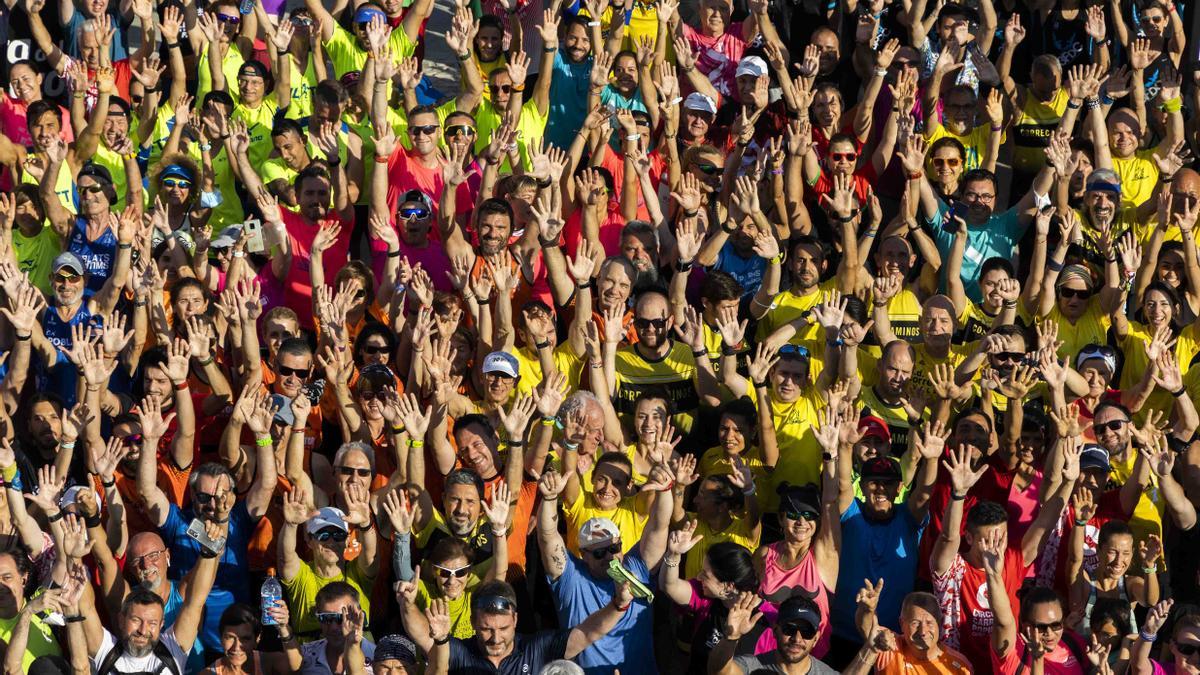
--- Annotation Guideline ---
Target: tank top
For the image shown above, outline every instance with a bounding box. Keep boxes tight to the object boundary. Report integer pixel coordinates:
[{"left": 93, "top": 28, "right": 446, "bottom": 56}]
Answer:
[
  {"left": 39, "top": 298, "right": 99, "bottom": 407},
  {"left": 67, "top": 216, "right": 118, "bottom": 294},
  {"left": 757, "top": 543, "right": 831, "bottom": 658},
  {"left": 1080, "top": 576, "right": 1138, "bottom": 633},
  {"left": 1012, "top": 88, "right": 1070, "bottom": 174}
]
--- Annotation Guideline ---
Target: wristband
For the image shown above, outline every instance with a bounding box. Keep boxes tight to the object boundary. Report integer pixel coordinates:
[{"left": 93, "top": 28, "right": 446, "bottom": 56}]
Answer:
[
  {"left": 196, "top": 355, "right": 214, "bottom": 366},
  {"left": 575, "top": 280, "right": 591, "bottom": 290},
  {"left": 874, "top": 67, "right": 887, "bottom": 77},
  {"left": 507, "top": 440, "right": 525, "bottom": 447},
  {"left": 769, "top": 252, "right": 785, "bottom": 265},
  {"left": 198, "top": 547, "right": 220, "bottom": 559},
  {"left": 407, "top": 439, "right": 425, "bottom": 448},
  {"left": 433, "top": 634, "right": 451, "bottom": 645},
  {"left": 15, "top": 333, "right": 30, "bottom": 341},
  {"left": 539, "top": 236, "right": 559, "bottom": 248},
  {"left": 543, "top": 45, "right": 558, "bottom": 52},
  {"left": 1047, "top": 259, "right": 1064, "bottom": 272},
  {"left": 64, "top": 615, "right": 86, "bottom": 623},
  {"left": 174, "top": 381, "right": 189, "bottom": 391},
  {"left": 675, "top": 258, "right": 695, "bottom": 273},
  {"left": 752, "top": 380, "right": 767, "bottom": 389},
  {"left": 1074, "top": 518, "right": 1089, "bottom": 527},
  {"left": 663, "top": 555, "right": 680, "bottom": 567},
  {"left": 1002, "top": 299, "right": 1018, "bottom": 308},
  {"left": 624, "top": 133, "right": 641, "bottom": 141},
  {"left": 165, "top": 41, "right": 180, "bottom": 49},
  {"left": 457, "top": 52, "right": 471, "bottom": 61},
  {"left": 721, "top": 221, "right": 738, "bottom": 234},
  {"left": 907, "top": 171, "right": 923, "bottom": 180},
  {"left": 615, "top": 602, "right": 631, "bottom": 612},
  {"left": 390, "top": 425, "right": 405, "bottom": 435},
  {"left": 822, "top": 452, "right": 834, "bottom": 461},
  {"left": 1172, "top": 385, "right": 1187, "bottom": 397},
  {"left": 587, "top": 20, "right": 600, "bottom": 26},
  {"left": 1100, "top": 92, "right": 1114, "bottom": 106},
  {"left": 1162, "top": 174, "right": 1176, "bottom": 184},
  {"left": 535, "top": 340, "right": 551, "bottom": 350},
  {"left": 387, "top": 249, "right": 403, "bottom": 258},
  {"left": 721, "top": 344, "right": 740, "bottom": 357},
  {"left": 990, "top": 125, "right": 1003, "bottom": 132},
  {"left": 541, "top": 416, "right": 557, "bottom": 426},
  {"left": 83, "top": 512, "right": 103, "bottom": 529},
  {"left": 374, "top": 154, "right": 390, "bottom": 164},
  {"left": 1140, "top": 630, "right": 1158, "bottom": 642},
  {"left": 278, "top": 631, "right": 295, "bottom": 642},
  {"left": 59, "top": 440, "right": 76, "bottom": 450},
  {"left": 1142, "top": 565, "right": 1159, "bottom": 574},
  {"left": 691, "top": 348, "right": 707, "bottom": 358},
  {"left": 951, "top": 492, "right": 967, "bottom": 501},
  {"left": 46, "top": 510, "right": 65, "bottom": 523},
  {"left": 117, "top": 242, "right": 133, "bottom": 250},
  {"left": 1067, "top": 99, "right": 1082, "bottom": 109},
  {"left": 101, "top": 477, "right": 116, "bottom": 488},
  {"left": 255, "top": 436, "right": 273, "bottom": 447},
  {"left": 511, "top": 84, "right": 526, "bottom": 92},
  {"left": 562, "top": 440, "right": 579, "bottom": 452},
  {"left": 1160, "top": 97, "right": 1183, "bottom": 114},
  {"left": 200, "top": 142, "right": 213, "bottom": 152}
]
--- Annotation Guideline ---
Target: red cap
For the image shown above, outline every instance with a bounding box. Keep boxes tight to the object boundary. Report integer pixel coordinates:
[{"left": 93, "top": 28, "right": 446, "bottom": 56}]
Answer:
[{"left": 858, "top": 416, "right": 892, "bottom": 443}]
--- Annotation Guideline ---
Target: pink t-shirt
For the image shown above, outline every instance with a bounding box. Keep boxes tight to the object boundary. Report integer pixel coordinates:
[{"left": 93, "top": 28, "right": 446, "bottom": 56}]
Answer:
[
  {"left": 757, "top": 543, "right": 831, "bottom": 658},
  {"left": 990, "top": 632, "right": 1088, "bottom": 675},
  {"left": 561, "top": 201, "right": 627, "bottom": 259},
  {"left": 279, "top": 209, "right": 354, "bottom": 330},
  {"left": 381, "top": 236, "right": 454, "bottom": 294},
  {"left": 386, "top": 146, "right": 446, "bottom": 216},
  {"left": 0, "top": 95, "right": 73, "bottom": 148},
  {"left": 680, "top": 22, "right": 747, "bottom": 98},
  {"left": 685, "top": 578, "right": 779, "bottom": 655}
]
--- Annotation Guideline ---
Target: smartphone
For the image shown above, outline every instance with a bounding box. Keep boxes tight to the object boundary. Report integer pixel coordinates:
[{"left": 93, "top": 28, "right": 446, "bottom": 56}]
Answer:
[
  {"left": 607, "top": 559, "right": 654, "bottom": 602},
  {"left": 943, "top": 202, "right": 966, "bottom": 232},
  {"left": 186, "top": 518, "right": 226, "bottom": 557},
  {"left": 243, "top": 218, "right": 265, "bottom": 253}
]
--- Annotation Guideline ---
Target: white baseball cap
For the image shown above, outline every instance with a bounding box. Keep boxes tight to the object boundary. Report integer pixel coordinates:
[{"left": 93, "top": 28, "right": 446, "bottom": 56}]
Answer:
[
  {"left": 306, "top": 506, "right": 349, "bottom": 534},
  {"left": 482, "top": 351, "right": 520, "bottom": 379},
  {"left": 578, "top": 517, "right": 621, "bottom": 549},
  {"left": 683, "top": 92, "right": 718, "bottom": 114},
  {"left": 735, "top": 55, "right": 769, "bottom": 79}
]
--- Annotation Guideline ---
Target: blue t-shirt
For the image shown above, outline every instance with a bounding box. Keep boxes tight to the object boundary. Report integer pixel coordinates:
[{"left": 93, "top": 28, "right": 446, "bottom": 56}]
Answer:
[
  {"left": 713, "top": 244, "right": 767, "bottom": 299},
  {"left": 64, "top": 11, "right": 129, "bottom": 62},
  {"left": 163, "top": 581, "right": 207, "bottom": 673},
  {"left": 67, "top": 217, "right": 118, "bottom": 294},
  {"left": 550, "top": 549, "right": 654, "bottom": 675},
  {"left": 545, "top": 51, "right": 592, "bottom": 151},
  {"left": 831, "top": 499, "right": 926, "bottom": 642},
  {"left": 161, "top": 502, "right": 254, "bottom": 653},
  {"left": 929, "top": 201, "right": 1028, "bottom": 303}
]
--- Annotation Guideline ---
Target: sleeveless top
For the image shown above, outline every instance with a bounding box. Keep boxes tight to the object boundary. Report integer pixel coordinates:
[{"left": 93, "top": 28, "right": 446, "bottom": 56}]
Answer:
[
  {"left": 39, "top": 298, "right": 100, "bottom": 406},
  {"left": 1080, "top": 576, "right": 1138, "bottom": 633},
  {"left": 758, "top": 543, "right": 832, "bottom": 658},
  {"left": 1012, "top": 88, "right": 1070, "bottom": 175},
  {"left": 67, "top": 216, "right": 118, "bottom": 293}
]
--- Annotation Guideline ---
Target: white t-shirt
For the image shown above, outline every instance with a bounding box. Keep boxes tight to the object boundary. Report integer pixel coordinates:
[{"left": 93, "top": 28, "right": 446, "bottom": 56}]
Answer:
[{"left": 91, "top": 628, "right": 186, "bottom": 674}]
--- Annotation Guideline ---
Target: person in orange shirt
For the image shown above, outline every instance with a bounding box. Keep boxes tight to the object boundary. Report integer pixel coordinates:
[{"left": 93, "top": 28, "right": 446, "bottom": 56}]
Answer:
[{"left": 845, "top": 588, "right": 972, "bottom": 675}]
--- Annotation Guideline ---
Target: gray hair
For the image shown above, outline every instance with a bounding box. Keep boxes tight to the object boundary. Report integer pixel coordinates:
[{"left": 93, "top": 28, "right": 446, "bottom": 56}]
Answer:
[
  {"left": 558, "top": 390, "right": 600, "bottom": 420},
  {"left": 333, "top": 441, "right": 376, "bottom": 473},
  {"left": 539, "top": 661, "right": 585, "bottom": 675}
]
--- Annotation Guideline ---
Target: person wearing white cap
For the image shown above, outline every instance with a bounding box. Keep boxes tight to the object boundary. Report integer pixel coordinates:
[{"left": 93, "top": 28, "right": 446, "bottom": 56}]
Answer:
[
  {"left": 680, "top": 92, "right": 718, "bottom": 146},
  {"left": 535, "top": 461, "right": 674, "bottom": 674},
  {"left": 666, "top": 0, "right": 775, "bottom": 97}
]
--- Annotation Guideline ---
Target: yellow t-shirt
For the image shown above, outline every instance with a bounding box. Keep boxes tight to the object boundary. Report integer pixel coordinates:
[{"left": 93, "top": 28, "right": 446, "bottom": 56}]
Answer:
[
  {"left": 881, "top": 288, "right": 923, "bottom": 343},
  {"left": 956, "top": 301, "right": 1003, "bottom": 345},
  {"left": 21, "top": 158, "right": 74, "bottom": 214},
  {"left": 614, "top": 341, "right": 701, "bottom": 434},
  {"left": 747, "top": 385, "right": 825, "bottom": 511},
  {"left": 563, "top": 491, "right": 648, "bottom": 556},
  {"left": 187, "top": 142, "right": 244, "bottom": 228},
  {"left": 196, "top": 45, "right": 245, "bottom": 102},
  {"left": 755, "top": 280, "right": 837, "bottom": 343},
  {"left": 0, "top": 603, "right": 59, "bottom": 670},
  {"left": 324, "top": 24, "right": 416, "bottom": 78},
  {"left": 1046, "top": 300, "right": 1111, "bottom": 363},
  {"left": 684, "top": 512, "right": 760, "bottom": 580},
  {"left": 698, "top": 445, "right": 768, "bottom": 483},
  {"left": 925, "top": 121, "right": 1002, "bottom": 171},
  {"left": 416, "top": 578, "right": 477, "bottom": 639},
  {"left": 1110, "top": 449, "right": 1163, "bottom": 545},
  {"left": 282, "top": 559, "right": 373, "bottom": 638},
  {"left": 233, "top": 96, "right": 280, "bottom": 170},
  {"left": 1011, "top": 87, "right": 1070, "bottom": 175},
  {"left": 908, "top": 343, "right": 971, "bottom": 402},
  {"left": 1118, "top": 321, "right": 1200, "bottom": 422},
  {"left": 1112, "top": 150, "right": 1159, "bottom": 208},
  {"left": 284, "top": 54, "right": 320, "bottom": 120},
  {"left": 470, "top": 98, "right": 549, "bottom": 172},
  {"left": 515, "top": 343, "right": 584, "bottom": 398}
]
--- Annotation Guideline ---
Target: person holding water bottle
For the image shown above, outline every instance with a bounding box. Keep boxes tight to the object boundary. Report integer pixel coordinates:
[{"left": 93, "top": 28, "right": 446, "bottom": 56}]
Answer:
[{"left": 199, "top": 603, "right": 302, "bottom": 675}]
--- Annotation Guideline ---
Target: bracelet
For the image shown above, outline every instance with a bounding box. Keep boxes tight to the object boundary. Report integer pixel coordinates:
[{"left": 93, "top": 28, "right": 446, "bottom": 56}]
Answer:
[
  {"left": 457, "top": 52, "right": 471, "bottom": 61},
  {"left": 1067, "top": 99, "right": 1082, "bottom": 109},
  {"left": 1162, "top": 174, "right": 1176, "bottom": 184},
  {"left": 907, "top": 171, "right": 923, "bottom": 180},
  {"left": 1142, "top": 565, "right": 1158, "bottom": 574},
  {"left": 101, "top": 477, "right": 115, "bottom": 488},
  {"left": 1172, "top": 385, "right": 1187, "bottom": 397},
  {"left": 539, "top": 236, "right": 559, "bottom": 248},
  {"left": 752, "top": 380, "right": 767, "bottom": 389},
  {"left": 173, "top": 381, "right": 189, "bottom": 391},
  {"left": 1047, "top": 259, "right": 1064, "bottom": 272},
  {"left": 675, "top": 259, "right": 695, "bottom": 273},
  {"left": 951, "top": 492, "right": 967, "bottom": 501},
  {"left": 543, "top": 45, "right": 558, "bottom": 52},
  {"left": 407, "top": 439, "right": 425, "bottom": 448},
  {"left": 200, "top": 142, "right": 213, "bottom": 152},
  {"left": 511, "top": 84, "right": 526, "bottom": 92},
  {"left": 63, "top": 615, "right": 85, "bottom": 623},
  {"left": 255, "top": 436, "right": 273, "bottom": 447},
  {"left": 624, "top": 133, "right": 641, "bottom": 141},
  {"left": 575, "top": 280, "right": 591, "bottom": 290},
  {"left": 589, "top": 361, "right": 602, "bottom": 369},
  {"left": 1140, "top": 630, "right": 1158, "bottom": 642},
  {"left": 663, "top": 555, "right": 680, "bottom": 568},
  {"left": 59, "top": 440, "right": 76, "bottom": 450},
  {"left": 1002, "top": 299, "right": 1018, "bottom": 308},
  {"left": 433, "top": 635, "right": 451, "bottom": 645},
  {"left": 46, "top": 510, "right": 65, "bottom": 523},
  {"left": 1074, "top": 518, "right": 1089, "bottom": 527},
  {"left": 507, "top": 440, "right": 525, "bottom": 447},
  {"left": 541, "top": 416, "right": 557, "bottom": 426},
  {"left": 165, "top": 41, "right": 180, "bottom": 49},
  {"left": 390, "top": 426, "right": 405, "bottom": 435},
  {"left": 562, "top": 440, "right": 579, "bottom": 452},
  {"left": 1160, "top": 97, "right": 1183, "bottom": 114},
  {"left": 535, "top": 340, "right": 551, "bottom": 350},
  {"left": 691, "top": 348, "right": 707, "bottom": 357},
  {"left": 990, "top": 125, "right": 1003, "bottom": 132},
  {"left": 83, "top": 512, "right": 102, "bottom": 529},
  {"left": 769, "top": 252, "right": 785, "bottom": 265},
  {"left": 387, "top": 249, "right": 403, "bottom": 258},
  {"left": 196, "top": 355, "right": 214, "bottom": 366},
  {"left": 721, "top": 221, "right": 738, "bottom": 234},
  {"left": 682, "top": 209, "right": 699, "bottom": 219},
  {"left": 874, "top": 67, "right": 887, "bottom": 77},
  {"left": 587, "top": 20, "right": 600, "bottom": 26},
  {"left": 72, "top": 92, "right": 86, "bottom": 99},
  {"left": 277, "top": 631, "right": 295, "bottom": 642},
  {"left": 374, "top": 154, "right": 389, "bottom": 164}
]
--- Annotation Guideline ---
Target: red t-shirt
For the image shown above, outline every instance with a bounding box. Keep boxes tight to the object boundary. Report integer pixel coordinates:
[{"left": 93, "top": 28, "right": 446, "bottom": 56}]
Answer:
[
  {"left": 280, "top": 209, "right": 354, "bottom": 330},
  {"left": 933, "top": 546, "right": 1031, "bottom": 672}
]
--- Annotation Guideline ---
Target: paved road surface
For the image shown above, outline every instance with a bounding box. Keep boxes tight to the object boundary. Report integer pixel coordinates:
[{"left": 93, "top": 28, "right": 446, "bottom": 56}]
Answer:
[{"left": 420, "top": 0, "right": 461, "bottom": 100}]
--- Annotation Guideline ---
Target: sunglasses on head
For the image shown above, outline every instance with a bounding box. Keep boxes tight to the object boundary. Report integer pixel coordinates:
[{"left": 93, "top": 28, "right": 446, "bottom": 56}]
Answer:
[
  {"left": 216, "top": 12, "right": 240, "bottom": 23},
  {"left": 695, "top": 163, "right": 721, "bottom": 175},
  {"left": 315, "top": 611, "right": 344, "bottom": 624},
  {"left": 778, "top": 344, "right": 811, "bottom": 359},
  {"left": 472, "top": 595, "right": 516, "bottom": 614},
  {"left": 586, "top": 543, "right": 622, "bottom": 559},
  {"left": 779, "top": 622, "right": 818, "bottom": 639},
  {"left": 1059, "top": 287, "right": 1092, "bottom": 300},
  {"left": 80, "top": 185, "right": 105, "bottom": 195},
  {"left": 1177, "top": 643, "right": 1200, "bottom": 657},
  {"left": 434, "top": 564, "right": 472, "bottom": 579},
  {"left": 1093, "top": 419, "right": 1128, "bottom": 433},
  {"left": 784, "top": 510, "right": 818, "bottom": 522},
  {"left": 633, "top": 317, "right": 668, "bottom": 331},
  {"left": 400, "top": 206, "right": 431, "bottom": 220},
  {"left": 278, "top": 366, "right": 311, "bottom": 378},
  {"left": 162, "top": 178, "right": 192, "bottom": 190},
  {"left": 830, "top": 152, "right": 857, "bottom": 162},
  {"left": 313, "top": 528, "right": 349, "bottom": 543},
  {"left": 445, "top": 125, "right": 476, "bottom": 138},
  {"left": 410, "top": 124, "right": 439, "bottom": 137},
  {"left": 932, "top": 157, "right": 961, "bottom": 168},
  {"left": 337, "top": 465, "right": 373, "bottom": 478}
]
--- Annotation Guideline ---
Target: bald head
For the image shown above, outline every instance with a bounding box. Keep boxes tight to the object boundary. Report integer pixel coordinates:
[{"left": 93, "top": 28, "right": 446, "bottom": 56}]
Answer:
[
  {"left": 128, "top": 532, "right": 166, "bottom": 556},
  {"left": 1171, "top": 168, "right": 1200, "bottom": 212}
]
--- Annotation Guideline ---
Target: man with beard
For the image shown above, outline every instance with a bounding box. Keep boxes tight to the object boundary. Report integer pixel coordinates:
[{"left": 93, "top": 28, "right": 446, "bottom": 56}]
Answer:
[
  {"left": 859, "top": 340, "right": 919, "bottom": 456},
  {"left": 755, "top": 237, "right": 856, "bottom": 343},
  {"left": 304, "top": 0, "right": 430, "bottom": 79},
  {"left": 299, "top": 582, "right": 374, "bottom": 675},
  {"left": 847, "top": 589, "right": 971, "bottom": 674},
  {"left": 81, "top": 520, "right": 223, "bottom": 674},
  {"left": 535, "top": 465, "right": 671, "bottom": 674},
  {"left": 439, "top": 193, "right": 527, "bottom": 308},
  {"left": 711, "top": 595, "right": 839, "bottom": 675}
]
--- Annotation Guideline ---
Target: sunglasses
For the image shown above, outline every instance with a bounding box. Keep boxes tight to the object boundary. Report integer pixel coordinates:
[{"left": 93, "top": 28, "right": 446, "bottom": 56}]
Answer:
[
  {"left": 779, "top": 344, "right": 811, "bottom": 359},
  {"left": 894, "top": 59, "right": 918, "bottom": 68},
  {"left": 445, "top": 125, "right": 476, "bottom": 138},
  {"left": 162, "top": 178, "right": 192, "bottom": 189},
  {"left": 779, "top": 622, "right": 818, "bottom": 639},
  {"left": 830, "top": 152, "right": 857, "bottom": 162},
  {"left": 784, "top": 510, "right": 818, "bottom": 522},
  {"left": 1059, "top": 287, "right": 1092, "bottom": 300},
  {"left": 216, "top": 13, "right": 240, "bottom": 24},
  {"left": 400, "top": 206, "right": 431, "bottom": 219},
  {"left": 410, "top": 124, "right": 439, "bottom": 137},
  {"left": 493, "top": 84, "right": 513, "bottom": 94},
  {"left": 633, "top": 317, "right": 668, "bottom": 331},
  {"left": 483, "top": 371, "right": 515, "bottom": 381},
  {"left": 472, "top": 595, "right": 516, "bottom": 613},
  {"left": 1030, "top": 620, "right": 1063, "bottom": 633},
  {"left": 291, "top": 15, "right": 313, "bottom": 26},
  {"left": 932, "top": 157, "right": 962, "bottom": 168},
  {"left": 1093, "top": 419, "right": 1128, "bottom": 433},
  {"left": 121, "top": 433, "right": 144, "bottom": 447},
  {"left": 54, "top": 272, "right": 82, "bottom": 283},
  {"left": 313, "top": 528, "right": 349, "bottom": 543},
  {"left": 586, "top": 543, "right": 622, "bottom": 559},
  {"left": 315, "top": 611, "right": 344, "bottom": 624},
  {"left": 1177, "top": 643, "right": 1200, "bottom": 657},
  {"left": 695, "top": 163, "right": 721, "bottom": 175},
  {"left": 434, "top": 564, "right": 472, "bottom": 579},
  {"left": 362, "top": 344, "right": 390, "bottom": 356},
  {"left": 992, "top": 351, "right": 1025, "bottom": 362},
  {"left": 80, "top": 185, "right": 105, "bottom": 195},
  {"left": 358, "top": 390, "right": 381, "bottom": 400},
  {"left": 193, "top": 491, "right": 222, "bottom": 505},
  {"left": 278, "top": 366, "right": 312, "bottom": 378},
  {"left": 337, "top": 466, "right": 373, "bottom": 478}
]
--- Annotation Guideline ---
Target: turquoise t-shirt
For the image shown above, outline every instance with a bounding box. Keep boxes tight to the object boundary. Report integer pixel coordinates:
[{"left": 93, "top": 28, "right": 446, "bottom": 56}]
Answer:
[{"left": 929, "top": 199, "right": 1028, "bottom": 303}]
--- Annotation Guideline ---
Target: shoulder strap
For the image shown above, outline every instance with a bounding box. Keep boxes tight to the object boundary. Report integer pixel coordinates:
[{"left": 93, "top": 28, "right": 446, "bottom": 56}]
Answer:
[
  {"left": 95, "top": 639, "right": 126, "bottom": 675},
  {"left": 152, "top": 639, "right": 183, "bottom": 675}
]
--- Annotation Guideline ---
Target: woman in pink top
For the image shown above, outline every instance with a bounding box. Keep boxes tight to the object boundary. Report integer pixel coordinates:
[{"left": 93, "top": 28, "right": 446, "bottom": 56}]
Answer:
[
  {"left": 755, "top": 482, "right": 840, "bottom": 658},
  {"left": 0, "top": 61, "right": 73, "bottom": 149}
]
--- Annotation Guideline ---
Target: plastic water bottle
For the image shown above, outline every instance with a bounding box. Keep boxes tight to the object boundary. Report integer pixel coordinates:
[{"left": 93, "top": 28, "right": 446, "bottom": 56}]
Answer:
[
  {"left": 238, "top": 0, "right": 255, "bottom": 15},
  {"left": 261, "top": 569, "right": 282, "bottom": 626}
]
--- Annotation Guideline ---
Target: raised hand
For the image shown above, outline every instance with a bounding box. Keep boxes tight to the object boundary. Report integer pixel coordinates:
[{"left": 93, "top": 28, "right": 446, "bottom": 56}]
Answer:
[
  {"left": 943, "top": 445, "right": 986, "bottom": 496},
  {"left": 666, "top": 519, "right": 703, "bottom": 556},
  {"left": 856, "top": 578, "right": 885, "bottom": 613},
  {"left": 381, "top": 488, "right": 420, "bottom": 536},
  {"left": 722, "top": 592, "right": 764, "bottom": 641},
  {"left": 481, "top": 480, "right": 512, "bottom": 533}
]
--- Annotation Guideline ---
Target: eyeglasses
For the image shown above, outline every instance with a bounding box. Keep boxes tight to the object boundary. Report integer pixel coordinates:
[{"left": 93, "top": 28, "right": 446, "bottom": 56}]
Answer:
[
  {"left": 315, "top": 611, "right": 344, "bottom": 624},
  {"left": 783, "top": 510, "right": 818, "bottom": 522},
  {"left": 471, "top": 595, "right": 516, "bottom": 613},
  {"left": 80, "top": 185, "right": 105, "bottom": 195},
  {"left": 121, "top": 433, "right": 144, "bottom": 447},
  {"left": 216, "top": 13, "right": 241, "bottom": 24},
  {"left": 193, "top": 491, "right": 223, "bottom": 505},
  {"left": 434, "top": 564, "right": 472, "bottom": 579},
  {"left": 400, "top": 206, "right": 431, "bottom": 220},
  {"left": 312, "top": 528, "right": 349, "bottom": 543},
  {"left": 1029, "top": 620, "right": 1063, "bottom": 633},
  {"left": 1093, "top": 419, "right": 1128, "bottom": 434},
  {"left": 830, "top": 152, "right": 857, "bottom": 162},
  {"left": 362, "top": 344, "right": 390, "bottom": 356},
  {"left": 1177, "top": 643, "right": 1200, "bottom": 657},
  {"left": 779, "top": 622, "right": 818, "bottom": 639},
  {"left": 162, "top": 178, "right": 191, "bottom": 189},
  {"left": 54, "top": 272, "right": 82, "bottom": 284},
  {"left": 963, "top": 191, "right": 995, "bottom": 203},
  {"left": 633, "top": 317, "right": 668, "bottom": 331},
  {"left": 586, "top": 543, "right": 622, "bottom": 559},
  {"left": 337, "top": 466, "right": 373, "bottom": 478},
  {"left": 278, "top": 366, "right": 312, "bottom": 378},
  {"left": 695, "top": 163, "right": 721, "bottom": 175},
  {"left": 445, "top": 125, "right": 476, "bottom": 138},
  {"left": 932, "top": 157, "right": 961, "bottom": 168},
  {"left": 410, "top": 124, "right": 439, "bottom": 136},
  {"left": 1059, "top": 287, "right": 1092, "bottom": 300},
  {"left": 132, "top": 549, "right": 166, "bottom": 566}
]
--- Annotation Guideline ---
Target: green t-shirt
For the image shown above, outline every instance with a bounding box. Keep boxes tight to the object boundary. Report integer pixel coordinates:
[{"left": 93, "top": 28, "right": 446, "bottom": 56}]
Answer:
[
  {"left": 282, "top": 560, "right": 373, "bottom": 639},
  {"left": 416, "top": 579, "right": 477, "bottom": 639},
  {"left": 197, "top": 46, "right": 245, "bottom": 102},
  {"left": 13, "top": 226, "right": 62, "bottom": 295},
  {"left": 187, "top": 142, "right": 244, "bottom": 228},
  {"left": 324, "top": 24, "right": 415, "bottom": 78},
  {"left": 0, "top": 606, "right": 61, "bottom": 670},
  {"left": 234, "top": 96, "right": 280, "bottom": 170}
]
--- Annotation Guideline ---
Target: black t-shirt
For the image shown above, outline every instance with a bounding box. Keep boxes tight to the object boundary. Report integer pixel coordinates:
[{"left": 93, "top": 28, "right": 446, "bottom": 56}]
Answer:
[{"left": 448, "top": 630, "right": 570, "bottom": 674}]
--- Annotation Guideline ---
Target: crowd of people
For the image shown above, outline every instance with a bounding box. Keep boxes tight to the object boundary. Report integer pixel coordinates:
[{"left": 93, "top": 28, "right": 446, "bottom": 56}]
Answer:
[{"left": 1, "top": 0, "right": 1200, "bottom": 671}]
